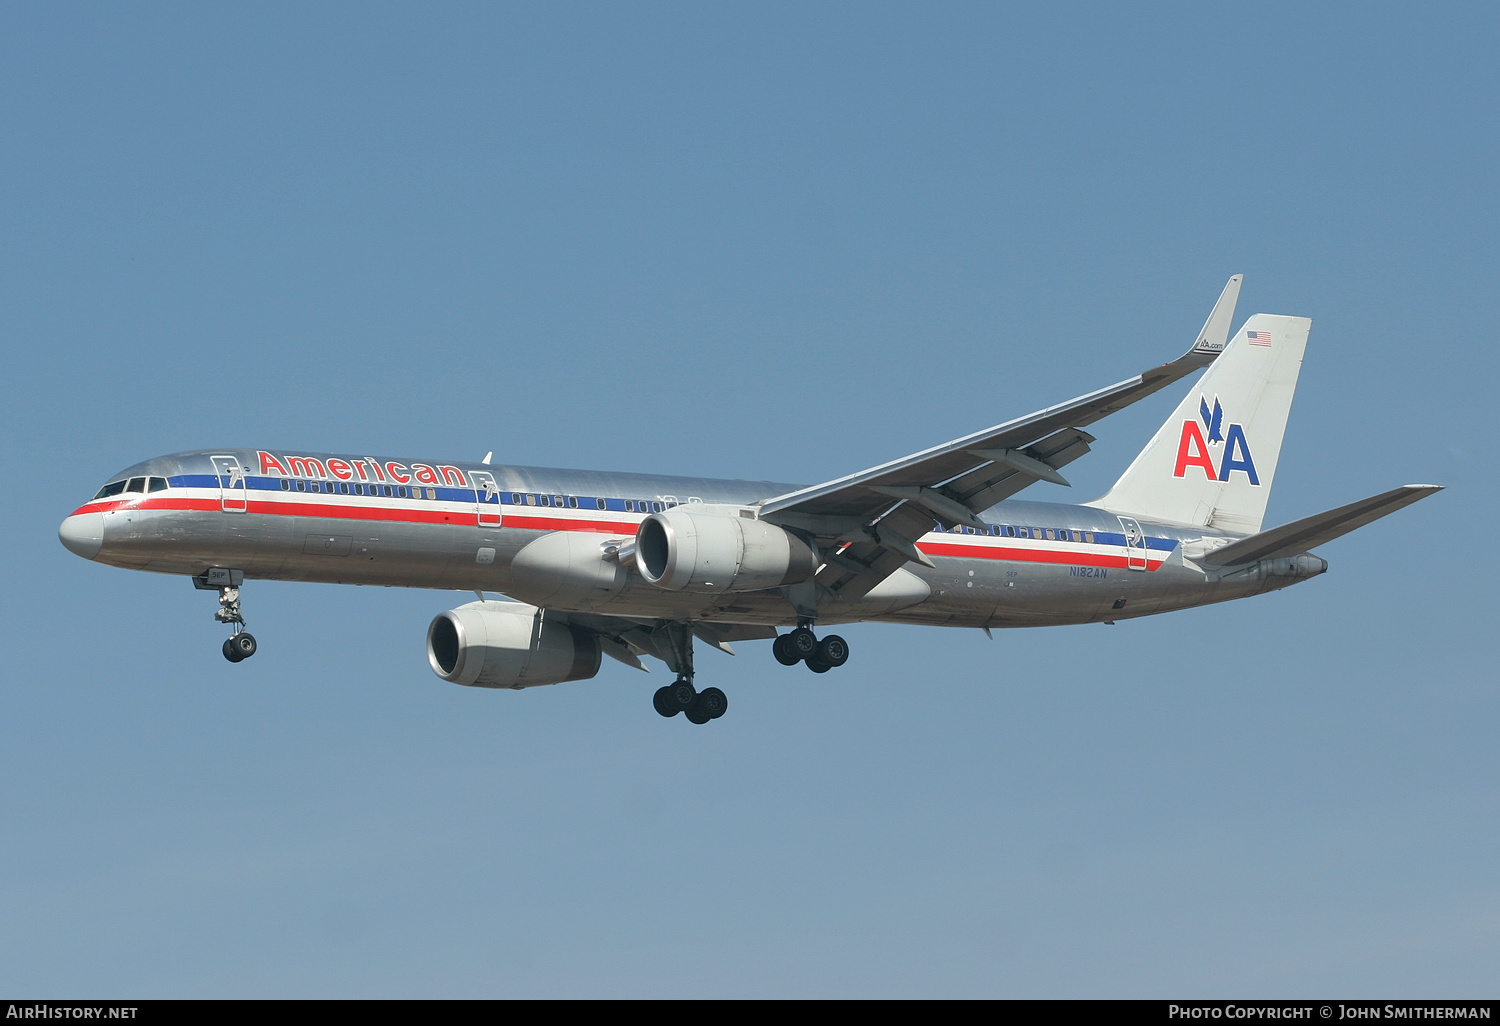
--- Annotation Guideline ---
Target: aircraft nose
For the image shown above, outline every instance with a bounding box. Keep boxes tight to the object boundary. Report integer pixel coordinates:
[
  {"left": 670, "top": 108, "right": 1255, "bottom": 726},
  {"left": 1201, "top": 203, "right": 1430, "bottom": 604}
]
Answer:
[{"left": 59, "top": 511, "right": 105, "bottom": 560}]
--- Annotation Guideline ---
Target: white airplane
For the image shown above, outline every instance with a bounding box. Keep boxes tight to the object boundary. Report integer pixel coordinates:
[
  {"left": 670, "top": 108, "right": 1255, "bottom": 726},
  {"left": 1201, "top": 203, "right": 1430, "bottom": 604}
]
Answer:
[{"left": 59, "top": 277, "right": 1439, "bottom": 723}]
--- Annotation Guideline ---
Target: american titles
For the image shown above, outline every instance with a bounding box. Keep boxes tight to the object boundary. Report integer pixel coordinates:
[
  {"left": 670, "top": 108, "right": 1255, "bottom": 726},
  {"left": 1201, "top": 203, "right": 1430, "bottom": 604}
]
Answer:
[{"left": 256, "top": 451, "right": 470, "bottom": 488}]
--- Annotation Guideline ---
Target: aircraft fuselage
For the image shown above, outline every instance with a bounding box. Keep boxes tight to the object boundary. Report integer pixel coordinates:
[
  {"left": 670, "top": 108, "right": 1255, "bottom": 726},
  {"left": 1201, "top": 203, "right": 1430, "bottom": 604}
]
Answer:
[{"left": 62, "top": 448, "right": 1320, "bottom": 632}]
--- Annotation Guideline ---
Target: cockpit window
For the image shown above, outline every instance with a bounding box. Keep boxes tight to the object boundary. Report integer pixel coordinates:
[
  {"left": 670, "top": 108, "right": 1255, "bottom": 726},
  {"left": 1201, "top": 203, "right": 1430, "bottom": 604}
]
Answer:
[
  {"left": 126, "top": 477, "right": 146, "bottom": 493},
  {"left": 93, "top": 481, "right": 127, "bottom": 499},
  {"left": 148, "top": 477, "right": 169, "bottom": 492}
]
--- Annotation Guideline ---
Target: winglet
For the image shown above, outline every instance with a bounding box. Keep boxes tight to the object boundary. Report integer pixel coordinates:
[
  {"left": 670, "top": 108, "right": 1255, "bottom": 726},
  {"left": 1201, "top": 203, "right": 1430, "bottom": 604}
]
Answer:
[{"left": 1192, "top": 275, "right": 1243, "bottom": 355}]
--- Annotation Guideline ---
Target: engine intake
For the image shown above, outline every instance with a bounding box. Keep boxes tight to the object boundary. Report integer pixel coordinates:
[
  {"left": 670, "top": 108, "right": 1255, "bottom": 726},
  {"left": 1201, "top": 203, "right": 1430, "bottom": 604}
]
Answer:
[
  {"left": 635, "top": 506, "right": 817, "bottom": 593},
  {"left": 427, "top": 600, "right": 601, "bottom": 689}
]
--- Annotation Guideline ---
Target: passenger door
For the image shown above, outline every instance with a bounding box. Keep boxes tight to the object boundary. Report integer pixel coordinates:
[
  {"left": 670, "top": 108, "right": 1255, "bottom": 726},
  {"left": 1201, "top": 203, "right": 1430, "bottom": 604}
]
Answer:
[
  {"left": 1118, "top": 516, "right": 1148, "bottom": 570},
  {"left": 211, "top": 455, "right": 249, "bottom": 513},
  {"left": 471, "top": 470, "right": 502, "bottom": 527}
]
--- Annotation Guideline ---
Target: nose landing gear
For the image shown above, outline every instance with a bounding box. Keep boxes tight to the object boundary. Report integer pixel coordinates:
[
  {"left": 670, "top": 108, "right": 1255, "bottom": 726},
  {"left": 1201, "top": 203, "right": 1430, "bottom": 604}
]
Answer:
[{"left": 199, "top": 574, "right": 258, "bottom": 663}]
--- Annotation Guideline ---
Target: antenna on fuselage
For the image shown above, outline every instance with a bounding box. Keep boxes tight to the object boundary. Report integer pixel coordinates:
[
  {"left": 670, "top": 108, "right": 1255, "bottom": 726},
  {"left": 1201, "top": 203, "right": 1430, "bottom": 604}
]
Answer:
[{"left": 482, "top": 452, "right": 493, "bottom": 465}]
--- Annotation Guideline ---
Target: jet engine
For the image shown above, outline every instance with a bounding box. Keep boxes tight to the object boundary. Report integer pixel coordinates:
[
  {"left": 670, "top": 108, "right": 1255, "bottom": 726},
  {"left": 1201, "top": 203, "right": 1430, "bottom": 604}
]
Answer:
[
  {"left": 635, "top": 506, "right": 817, "bottom": 593},
  {"left": 427, "top": 600, "right": 601, "bottom": 689}
]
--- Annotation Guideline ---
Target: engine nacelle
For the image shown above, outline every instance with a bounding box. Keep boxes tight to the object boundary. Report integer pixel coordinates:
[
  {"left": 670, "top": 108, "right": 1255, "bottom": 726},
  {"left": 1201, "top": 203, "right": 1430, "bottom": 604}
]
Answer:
[
  {"left": 635, "top": 506, "right": 817, "bottom": 593},
  {"left": 427, "top": 600, "right": 601, "bottom": 689}
]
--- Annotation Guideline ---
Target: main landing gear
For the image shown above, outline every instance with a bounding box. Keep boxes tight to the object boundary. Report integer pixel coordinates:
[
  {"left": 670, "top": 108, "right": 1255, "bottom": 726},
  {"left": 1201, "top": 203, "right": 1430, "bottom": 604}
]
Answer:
[
  {"left": 649, "top": 621, "right": 727, "bottom": 725},
  {"left": 772, "top": 625, "right": 849, "bottom": 674},
  {"left": 653, "top": 679, "right": 728, "bottom": 724},
  {"left": 214, "top": 584, "right": 258, "bottom": 663}
]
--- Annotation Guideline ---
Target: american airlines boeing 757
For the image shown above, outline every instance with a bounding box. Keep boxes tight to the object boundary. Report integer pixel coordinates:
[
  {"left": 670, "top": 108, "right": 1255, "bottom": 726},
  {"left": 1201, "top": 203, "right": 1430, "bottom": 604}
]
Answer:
[{"left": 59, "top": 277, "right": 1439, "bottom": 723}]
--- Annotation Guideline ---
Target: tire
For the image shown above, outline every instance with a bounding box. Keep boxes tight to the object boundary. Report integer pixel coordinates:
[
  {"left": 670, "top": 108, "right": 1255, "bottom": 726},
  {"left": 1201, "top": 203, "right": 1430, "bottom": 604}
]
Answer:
[
  {"left": 231, "top": 633, "right": 257, "bottom": 659},
  {"left": 806, "top": 655, "right": 831, "bottom": 673},
  {"left": 222, "top": 637, "right": 244, "bottom": 663},
  {"left": 653, "top": 686, "right": 680, "bottom": 717},
  {"left": 772, "top": 635, "right": 801, "bottom": 666},
  {"left": 787, "top": 627, "right": 818, "bottom": 659},
  {"left": 669, "top": 678, "right": 697, "bottom": 710},
  {"left": 816, "top": 634, "right": 848, "bottom": 668},
  {"left": 697, "top": 687, "right": 728, "bottom": 720}
]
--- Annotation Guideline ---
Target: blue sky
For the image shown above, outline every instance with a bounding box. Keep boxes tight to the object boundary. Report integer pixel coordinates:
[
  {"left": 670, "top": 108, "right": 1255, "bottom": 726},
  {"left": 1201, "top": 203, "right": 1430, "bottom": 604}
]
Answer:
[{"left": 2, "top": 3, "right": 1496, "bottom": 997}]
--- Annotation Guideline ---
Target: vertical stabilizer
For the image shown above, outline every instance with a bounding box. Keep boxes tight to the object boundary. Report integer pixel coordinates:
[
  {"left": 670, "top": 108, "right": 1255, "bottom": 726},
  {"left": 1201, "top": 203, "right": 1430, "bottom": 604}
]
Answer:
[{"left": 1089, "top": 314, "right": 1310, "bottom": 534}]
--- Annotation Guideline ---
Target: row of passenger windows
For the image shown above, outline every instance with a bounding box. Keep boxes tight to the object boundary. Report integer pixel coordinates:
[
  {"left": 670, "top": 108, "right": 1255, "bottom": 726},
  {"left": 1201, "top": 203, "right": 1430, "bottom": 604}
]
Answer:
[
  {"left": 503, "top": 493, "right": 676, "bottom": 513},
  {"left": 89, "top": 475, "right": 1115, "bottom": 547},
  {"left": 92, "top": 477, "right": 170, "bottom": 499},
  {"left": 945, "top": 523, "right": 1100, "bottom": 543},
  {"left": 278, "top": 479, "right": 438, "bottom": 499}
]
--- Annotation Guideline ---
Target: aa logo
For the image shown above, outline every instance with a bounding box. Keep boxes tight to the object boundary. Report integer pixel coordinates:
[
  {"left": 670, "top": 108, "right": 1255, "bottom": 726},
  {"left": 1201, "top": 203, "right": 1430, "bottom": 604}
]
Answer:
[{"left": 1173, "top": 396, "right": 1259, "bottom": 484}]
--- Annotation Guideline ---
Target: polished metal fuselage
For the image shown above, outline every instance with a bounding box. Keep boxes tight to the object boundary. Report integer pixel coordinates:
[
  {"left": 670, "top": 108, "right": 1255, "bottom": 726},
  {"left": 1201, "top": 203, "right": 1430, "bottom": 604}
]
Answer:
[{"left": 63, "top": 449, "right": 1316, "bottom": 631}]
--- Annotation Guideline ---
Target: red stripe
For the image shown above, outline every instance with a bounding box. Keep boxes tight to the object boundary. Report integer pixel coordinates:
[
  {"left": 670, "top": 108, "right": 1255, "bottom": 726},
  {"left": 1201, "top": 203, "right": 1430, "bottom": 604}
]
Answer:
[
  {"left": 69, "top": 496, "right": 641, "bottom": 532},
  {"left": 66, "top": 500, "right": 1165, "bottom": 571},
  {"left": 72, "top": 497, "right": 220, "bottom": 516},
  {"left": 919, "top": 539, "right": 1164, "bottom": 571},
  {"left": 504, "top": 514, "right": 638, "bottom": 534}
]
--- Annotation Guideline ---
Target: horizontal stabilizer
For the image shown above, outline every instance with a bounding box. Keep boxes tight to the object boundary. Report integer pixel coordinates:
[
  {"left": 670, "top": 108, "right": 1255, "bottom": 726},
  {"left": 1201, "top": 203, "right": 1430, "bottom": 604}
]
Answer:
[{"left": 1200, "top": 484, "right": 1442, "bottom": 567}]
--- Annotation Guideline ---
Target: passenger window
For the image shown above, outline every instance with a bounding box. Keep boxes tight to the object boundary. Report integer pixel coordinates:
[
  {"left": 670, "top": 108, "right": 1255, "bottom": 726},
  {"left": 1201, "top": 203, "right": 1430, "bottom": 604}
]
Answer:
[
  {"left": 526, "top": 494, "right": 537, "bottom": 505},
  {"left": 652, "top": 501, "right": 663, "bottom": 513},
  {"left": 625, "top": 500, "right": 635, "bottom": 512},
  {"left": 1058, "top": 530, "right": 1070, "bottom": 542},
  {"left": 340, "top": 483, "right": 350, "bottom": 494},
  {"left": 596, "top": 498, "right": 606, "bottom": 510},
  {"left": 280, "top": 480, "right": 290, "bottom": 491},
  {"left": 568, "top": 496, "right": 579, "bottom": 509},
  {"left": 554, "top": 496, "right": 564, "bottom": 507},
  {"left": 382, "top": 486, "right": 392, "bottom": 497}
]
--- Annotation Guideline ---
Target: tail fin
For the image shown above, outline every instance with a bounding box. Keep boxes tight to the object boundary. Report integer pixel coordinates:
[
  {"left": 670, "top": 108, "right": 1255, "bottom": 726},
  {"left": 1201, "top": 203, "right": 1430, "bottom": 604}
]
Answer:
[{"left": 1090, "top": 313, "right": 1311, "bottom": 534}]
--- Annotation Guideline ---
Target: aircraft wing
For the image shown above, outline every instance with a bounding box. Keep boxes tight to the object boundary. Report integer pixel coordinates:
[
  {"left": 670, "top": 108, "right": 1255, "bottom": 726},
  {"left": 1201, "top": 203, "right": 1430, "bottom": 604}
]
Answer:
[
  {"left": 553, "top": 610, "right": 777, "bottom": 672},
  {"left": 1198, "top": 484, "right": 1442, "bottom": 568},
  {"left": 759, "top": 276, "right": 1243, "bottom": 598}
]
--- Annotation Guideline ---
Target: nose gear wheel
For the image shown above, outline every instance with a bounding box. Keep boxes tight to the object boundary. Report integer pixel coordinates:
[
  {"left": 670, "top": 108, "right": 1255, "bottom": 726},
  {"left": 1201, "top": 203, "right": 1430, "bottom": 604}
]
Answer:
[{"left": 212, "top": 582, "right": 259, "bottom": 662}]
